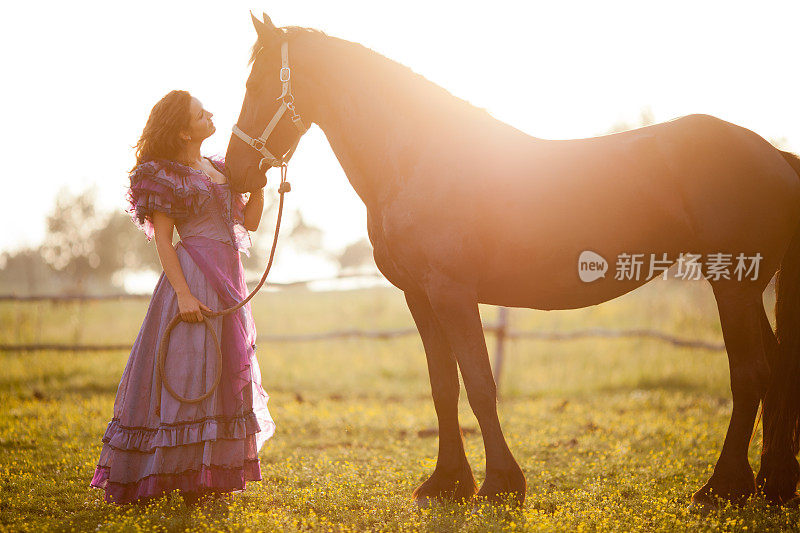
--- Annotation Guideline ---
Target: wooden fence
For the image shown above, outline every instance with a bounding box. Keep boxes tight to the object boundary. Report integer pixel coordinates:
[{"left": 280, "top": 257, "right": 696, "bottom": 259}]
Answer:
[{"left": 0, "top": 278, "right": 726, "bottom": 389}]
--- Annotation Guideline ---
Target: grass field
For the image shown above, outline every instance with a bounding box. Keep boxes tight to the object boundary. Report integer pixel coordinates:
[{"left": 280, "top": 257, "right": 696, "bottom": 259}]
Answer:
[{"left": 2, "top": 278, "right": 800, "bottom": 531}]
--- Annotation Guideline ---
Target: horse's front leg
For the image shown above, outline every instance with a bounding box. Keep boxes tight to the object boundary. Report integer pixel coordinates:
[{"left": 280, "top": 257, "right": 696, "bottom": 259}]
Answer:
[
  {"left": 421, "top": 277, "right": 526, "bottom": 506},
  {"left": 405, "top": 289, "right": 478, "bottom": 506}
]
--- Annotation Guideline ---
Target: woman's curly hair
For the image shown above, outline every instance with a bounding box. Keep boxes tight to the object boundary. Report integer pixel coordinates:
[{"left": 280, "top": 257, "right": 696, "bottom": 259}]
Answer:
[{"left": 132, "top": 90, "right": 192, "bottom": 170}]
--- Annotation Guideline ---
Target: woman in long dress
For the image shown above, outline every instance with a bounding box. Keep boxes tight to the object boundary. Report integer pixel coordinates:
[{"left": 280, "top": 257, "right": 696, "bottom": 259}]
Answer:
[{"left": 90, "top": 90, "right": 275, "bottom": 504}]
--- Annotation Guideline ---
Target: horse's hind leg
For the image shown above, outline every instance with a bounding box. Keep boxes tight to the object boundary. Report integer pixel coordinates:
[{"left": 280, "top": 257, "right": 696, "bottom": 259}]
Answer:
[
  {"left": 404, "top": 289, "right": 478, "bottom": 505},
  {"left": 692, "top": 284, "right": 769, "bottom": 507},
  {"left": 755, "top": 306, "right": 781, "bottom": 497},
  {"left": 756, "top": 295, "right": 800, "bottom": 504}
]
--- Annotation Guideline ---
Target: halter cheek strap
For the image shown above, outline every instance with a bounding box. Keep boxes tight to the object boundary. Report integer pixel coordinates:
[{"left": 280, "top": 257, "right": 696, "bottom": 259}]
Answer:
[{"left": 232, "top": 41, "right": 308, "bottom": 168}]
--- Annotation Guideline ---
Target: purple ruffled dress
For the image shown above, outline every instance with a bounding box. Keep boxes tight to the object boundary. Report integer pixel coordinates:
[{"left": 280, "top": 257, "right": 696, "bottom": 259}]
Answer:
[{"left": 90, "top": 156, "right": 275, "bottom": 504}]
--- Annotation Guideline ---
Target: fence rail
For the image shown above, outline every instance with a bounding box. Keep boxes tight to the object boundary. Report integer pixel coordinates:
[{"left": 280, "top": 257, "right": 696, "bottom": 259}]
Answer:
[
  {"left": 0, "top": 325, "right": 725, "bottom": 353},
  {"left": 0, "top": 285, "right": 727, "bottom": 390}
]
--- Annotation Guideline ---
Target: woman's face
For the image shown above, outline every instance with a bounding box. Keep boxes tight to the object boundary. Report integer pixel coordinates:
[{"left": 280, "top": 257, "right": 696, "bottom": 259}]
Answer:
[{"left": 182, "top": 97, "right": 215, "bottom": 142}]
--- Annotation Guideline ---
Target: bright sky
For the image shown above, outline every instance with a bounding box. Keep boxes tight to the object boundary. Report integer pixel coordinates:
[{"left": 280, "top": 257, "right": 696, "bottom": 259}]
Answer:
[{"left": 3, "top": 1, "right": 800, "bottom": 275}]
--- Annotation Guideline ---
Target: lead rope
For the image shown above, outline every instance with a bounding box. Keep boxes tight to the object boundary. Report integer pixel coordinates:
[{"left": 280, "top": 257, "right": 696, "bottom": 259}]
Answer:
[{"left": 155, "top": 165, "right": 291, "bottom": 415}]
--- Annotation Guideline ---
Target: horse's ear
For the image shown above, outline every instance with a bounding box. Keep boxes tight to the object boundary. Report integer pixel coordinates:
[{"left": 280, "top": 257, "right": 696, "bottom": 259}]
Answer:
[
  {"left": 250, "top": 11, "right": 279, "bottom": 45},
  {"left": 262, "top": 13, "right": 276, "bottom": 29}
]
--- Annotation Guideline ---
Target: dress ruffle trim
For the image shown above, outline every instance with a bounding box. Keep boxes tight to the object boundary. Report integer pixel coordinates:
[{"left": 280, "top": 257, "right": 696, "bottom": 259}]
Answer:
[
  {"left": 126, "top": 159, "right": 213, "bottom": 239},
  {"left": 90, "top": 461, "right": 261, "bottom": 504},
  {"left": 101, "top": 411, "right": 266, "bottom": 453},
  {"left": 125, "top": 156, "right": 251, "bottom": 255},
  {"left": 205, "top": 158, "right": 251, "bottom": 256},
  {"left": 206, "top": 157, "right": 248, "bottom": 226}
]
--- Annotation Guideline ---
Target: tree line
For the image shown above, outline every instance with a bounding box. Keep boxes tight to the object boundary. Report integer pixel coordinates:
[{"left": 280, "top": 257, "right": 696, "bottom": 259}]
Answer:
[{"left": 0, "top": 187, "right": 375, "bottom": 296}]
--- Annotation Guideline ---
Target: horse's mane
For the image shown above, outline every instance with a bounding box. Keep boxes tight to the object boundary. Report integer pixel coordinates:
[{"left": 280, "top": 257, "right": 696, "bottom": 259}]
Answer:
[
  {"left": 249, "top": 26, "right": 494, "bottom": 126},
  {"left": 248, "top": 26, "right": 323, "bottom": 66}
]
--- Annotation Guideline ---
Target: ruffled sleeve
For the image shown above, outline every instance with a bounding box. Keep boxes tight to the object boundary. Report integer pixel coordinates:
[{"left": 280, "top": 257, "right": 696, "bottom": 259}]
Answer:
[{"left": 125, "top": 159, "right": 212, "bottom": 241}]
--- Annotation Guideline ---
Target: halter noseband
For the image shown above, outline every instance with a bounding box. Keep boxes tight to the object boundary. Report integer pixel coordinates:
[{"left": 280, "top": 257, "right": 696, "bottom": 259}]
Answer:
[{"left": 232, "top": 41, "right": 308, "bottom": 169}]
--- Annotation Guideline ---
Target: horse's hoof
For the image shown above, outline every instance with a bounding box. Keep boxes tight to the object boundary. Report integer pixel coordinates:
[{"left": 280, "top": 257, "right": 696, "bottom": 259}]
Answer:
[
  {"left": 780, "top": 494, "right": 800, "bottom": 509},
  {"left": 470, "top": 500, "right": 486, "bottom": 514},
  {"left": 469, "top": 494, "right": 524, "bottom": 517},
  {"left": 411, "top": 469, "right": 478, "bottom": 508},
  {"left": 692, "top": 467, "right": 756, "bottom": 509},
  {"left": 473, "top": 464, "right": 526, "bottom": 508},
  {"left": 413, "top": 496, "right": 435, "bottom": 509},
  {"left": 687, "top": 497, "right": 717, "bottom": 515},
  {"left": 690, "top": 482, "right": 727, "bottom": 515},
  {"left": 472, "top": 490, "right": 525, "bottom": 509},
  {"left": 470, "top": 495, "right": 496, "bottom": 514}
]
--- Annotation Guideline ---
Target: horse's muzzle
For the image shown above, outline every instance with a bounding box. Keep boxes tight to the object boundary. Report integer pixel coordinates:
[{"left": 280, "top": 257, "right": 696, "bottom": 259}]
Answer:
[{"left": 228, "top": 164, "right": 268, "bottom": 194}]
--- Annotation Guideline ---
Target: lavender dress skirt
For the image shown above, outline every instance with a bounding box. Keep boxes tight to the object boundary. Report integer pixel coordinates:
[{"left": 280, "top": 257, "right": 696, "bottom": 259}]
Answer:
[{"left": 90, "top": 158, "right": 275, "bottom": 504}]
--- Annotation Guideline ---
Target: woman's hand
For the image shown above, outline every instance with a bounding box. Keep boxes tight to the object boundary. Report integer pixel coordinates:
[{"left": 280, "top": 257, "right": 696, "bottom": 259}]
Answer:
[{"left": 177, "top": 291, "right": 212, "bottom": 323}]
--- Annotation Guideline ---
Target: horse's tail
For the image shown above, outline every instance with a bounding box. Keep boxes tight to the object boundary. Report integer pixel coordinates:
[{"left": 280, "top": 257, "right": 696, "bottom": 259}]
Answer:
[{"left": 762, "top": 150, "right": 800, "bottom": 500}]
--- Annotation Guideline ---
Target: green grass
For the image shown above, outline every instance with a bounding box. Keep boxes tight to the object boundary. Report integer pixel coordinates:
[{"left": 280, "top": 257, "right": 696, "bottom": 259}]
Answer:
[{"left": 2, "top": 278, "right": 799, "bottom": 531}]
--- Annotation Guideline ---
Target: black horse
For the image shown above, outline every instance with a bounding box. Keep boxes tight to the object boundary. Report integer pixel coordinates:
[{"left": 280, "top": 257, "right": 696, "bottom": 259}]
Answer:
[{"left": 225, "top": 13, "right": 800, "bottom": 508}]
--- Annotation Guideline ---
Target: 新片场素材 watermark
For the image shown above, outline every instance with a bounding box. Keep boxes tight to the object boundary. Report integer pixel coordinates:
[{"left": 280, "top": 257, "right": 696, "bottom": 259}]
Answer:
[{"left": 577, "top": 251, "right": 762, "bottom": 283}]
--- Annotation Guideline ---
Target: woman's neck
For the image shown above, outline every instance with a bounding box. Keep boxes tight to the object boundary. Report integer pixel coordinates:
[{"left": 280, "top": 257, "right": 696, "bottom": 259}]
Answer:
[{"left": 176, "top": 141, "right": 204, "bottom": 166}]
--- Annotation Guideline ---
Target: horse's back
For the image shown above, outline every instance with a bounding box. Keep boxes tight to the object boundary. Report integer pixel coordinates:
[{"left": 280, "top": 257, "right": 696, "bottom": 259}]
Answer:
[{"left": 396, "top": 114, "right": 800, "bottom": 309}]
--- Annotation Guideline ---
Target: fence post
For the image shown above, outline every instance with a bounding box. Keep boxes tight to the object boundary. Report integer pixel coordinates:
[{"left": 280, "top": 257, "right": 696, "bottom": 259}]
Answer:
[
  {"left": 15, "top": 302, "right": 24, "bottom": 346},
  {"left": 36, "top": 302, "right": 44, "bottom": 346},
  {"left": 72, "top": 299, "right": 84, "bottom": 346},
  {"left": 492, "top": 306, "right": 510, "bottom": 398}
]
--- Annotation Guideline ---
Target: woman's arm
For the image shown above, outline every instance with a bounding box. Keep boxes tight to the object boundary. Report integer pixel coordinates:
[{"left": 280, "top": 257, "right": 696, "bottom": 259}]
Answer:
[
  {"left": 152, "top": 210, "right": 210, "bottom": 323},
  {"left": 242, "top": 188, "right": 265, "bottom": 231}
]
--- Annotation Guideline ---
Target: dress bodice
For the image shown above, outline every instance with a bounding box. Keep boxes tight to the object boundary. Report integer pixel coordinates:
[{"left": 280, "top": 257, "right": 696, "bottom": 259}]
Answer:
[{"left": 175, "top": 180, "right": 236, "bottom": 247}]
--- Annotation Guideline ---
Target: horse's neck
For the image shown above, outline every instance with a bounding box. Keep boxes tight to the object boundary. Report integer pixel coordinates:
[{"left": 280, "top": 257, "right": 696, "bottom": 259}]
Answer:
[
  {"left": 303, "top": 44, "right": 431, "bottom": 212},
  {"left": 303, "top": 38, "right": 541, "bottom": 211},
  {"left": 310, "top": 89, "right": 404, "bottom": 212},
  {"left": 315, "top": 118, "right": 383, "bottom": 210}
]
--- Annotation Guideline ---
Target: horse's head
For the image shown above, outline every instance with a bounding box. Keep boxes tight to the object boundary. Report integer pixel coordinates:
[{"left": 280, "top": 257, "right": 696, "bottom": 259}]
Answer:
[{"left": 225, "top": 13, "right": 312, "bottom": 193}]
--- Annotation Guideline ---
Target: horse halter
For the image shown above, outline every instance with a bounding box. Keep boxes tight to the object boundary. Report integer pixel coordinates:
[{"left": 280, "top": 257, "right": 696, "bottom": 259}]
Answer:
[{"left": 232, "top": 41, "right": 308, "bottom": 171}]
